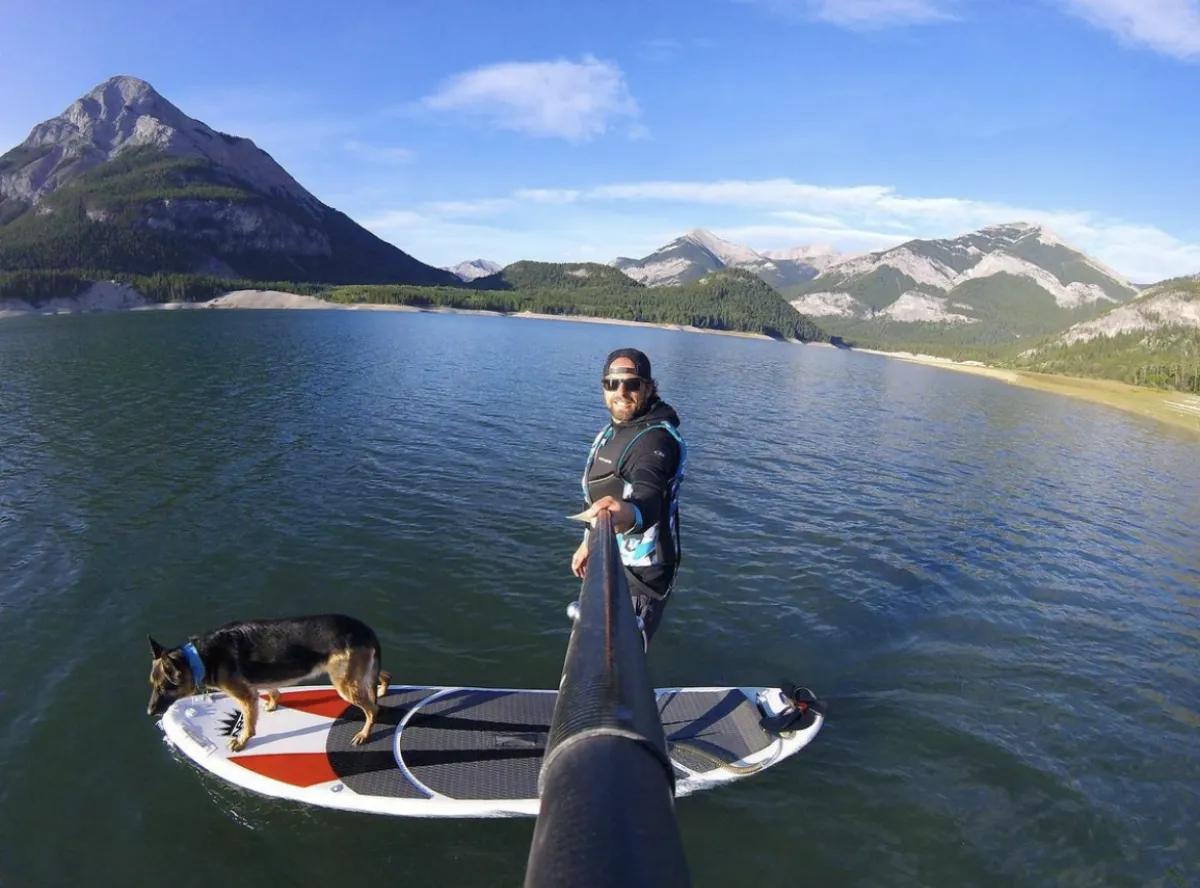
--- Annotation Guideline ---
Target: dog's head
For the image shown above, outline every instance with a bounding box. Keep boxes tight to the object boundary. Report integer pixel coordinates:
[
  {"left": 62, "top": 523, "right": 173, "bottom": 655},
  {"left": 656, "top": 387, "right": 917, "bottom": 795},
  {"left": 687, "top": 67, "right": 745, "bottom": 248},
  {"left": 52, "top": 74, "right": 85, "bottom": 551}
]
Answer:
[{"left": 146, "top": 635, "right": 199, "bottom": 716}]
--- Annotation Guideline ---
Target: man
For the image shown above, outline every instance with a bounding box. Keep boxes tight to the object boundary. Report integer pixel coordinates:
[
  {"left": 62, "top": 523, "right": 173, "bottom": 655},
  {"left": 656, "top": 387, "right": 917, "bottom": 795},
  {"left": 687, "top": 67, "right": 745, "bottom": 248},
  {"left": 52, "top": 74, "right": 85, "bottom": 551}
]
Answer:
[{"left": 572, "top": 348, "right": 687, "bottom": 649}]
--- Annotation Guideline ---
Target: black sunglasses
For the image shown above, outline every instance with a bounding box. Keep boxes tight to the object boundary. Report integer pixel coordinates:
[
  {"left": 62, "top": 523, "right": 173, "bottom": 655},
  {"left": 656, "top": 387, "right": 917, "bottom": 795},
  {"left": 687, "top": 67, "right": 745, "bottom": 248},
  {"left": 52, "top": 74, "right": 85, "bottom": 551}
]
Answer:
[{"left": 603, "top": 376, "right": 646, "bottom": 393}]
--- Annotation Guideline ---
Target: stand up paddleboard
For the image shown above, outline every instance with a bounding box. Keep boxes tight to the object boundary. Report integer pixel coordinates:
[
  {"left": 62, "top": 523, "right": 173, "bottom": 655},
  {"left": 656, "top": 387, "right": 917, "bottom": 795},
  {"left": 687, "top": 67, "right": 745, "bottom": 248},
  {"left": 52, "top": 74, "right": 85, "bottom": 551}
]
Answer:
[{"left": 159, "top": 683, "right": 823, "bottom": 818}]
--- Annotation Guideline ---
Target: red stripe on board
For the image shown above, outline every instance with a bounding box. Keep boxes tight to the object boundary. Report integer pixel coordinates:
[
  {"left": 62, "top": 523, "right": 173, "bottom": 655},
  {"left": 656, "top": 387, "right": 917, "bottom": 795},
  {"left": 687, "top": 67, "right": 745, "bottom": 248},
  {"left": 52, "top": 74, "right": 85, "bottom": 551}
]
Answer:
[
  {"left": 231, "top": 752, "right": 339, "bottom": 788},
  {"left": 262, "top": 689, "right": 352, "bottom": 720}
]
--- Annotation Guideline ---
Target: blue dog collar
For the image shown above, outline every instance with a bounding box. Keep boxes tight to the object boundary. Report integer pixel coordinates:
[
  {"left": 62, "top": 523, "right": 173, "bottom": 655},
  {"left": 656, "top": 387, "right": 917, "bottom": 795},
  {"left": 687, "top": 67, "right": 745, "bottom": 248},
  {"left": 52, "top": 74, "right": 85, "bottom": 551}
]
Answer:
[{"left": 181, "top": 642, "right": 206, "bottom": 688}]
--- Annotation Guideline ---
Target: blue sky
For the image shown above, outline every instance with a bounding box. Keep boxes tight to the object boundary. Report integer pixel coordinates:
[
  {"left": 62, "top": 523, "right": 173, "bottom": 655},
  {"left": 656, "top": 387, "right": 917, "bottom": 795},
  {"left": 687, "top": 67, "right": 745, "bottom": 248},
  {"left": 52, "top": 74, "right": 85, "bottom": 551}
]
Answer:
[{"left": 2, "top": 0, "right": 1199, "bottom": 281}]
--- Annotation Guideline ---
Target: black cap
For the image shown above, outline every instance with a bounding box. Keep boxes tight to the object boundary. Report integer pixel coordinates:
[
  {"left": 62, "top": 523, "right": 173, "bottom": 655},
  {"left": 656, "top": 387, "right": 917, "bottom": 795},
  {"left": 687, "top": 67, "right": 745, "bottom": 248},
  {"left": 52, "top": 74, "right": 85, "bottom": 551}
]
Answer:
[{"left": 602, "top": 348, "right": 652, "bottom": 380}]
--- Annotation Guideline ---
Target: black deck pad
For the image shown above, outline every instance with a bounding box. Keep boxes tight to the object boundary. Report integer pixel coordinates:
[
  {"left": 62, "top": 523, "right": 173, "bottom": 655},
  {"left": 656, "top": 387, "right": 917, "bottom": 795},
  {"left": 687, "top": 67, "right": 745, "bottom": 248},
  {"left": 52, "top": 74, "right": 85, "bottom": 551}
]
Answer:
[{"left": 323, "top": 688, "right": 776, "bottom": 801}]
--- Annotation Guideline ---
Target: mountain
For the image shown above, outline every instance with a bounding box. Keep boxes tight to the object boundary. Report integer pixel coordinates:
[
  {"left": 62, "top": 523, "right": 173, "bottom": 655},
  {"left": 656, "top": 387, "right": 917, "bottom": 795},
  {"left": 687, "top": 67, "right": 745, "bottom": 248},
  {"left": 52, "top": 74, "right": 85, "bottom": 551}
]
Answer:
[
  {"left": 0, "top": 75, "right": 459, "bottom": 286},
  {"left": 672, "top": 267, "right": 828, "bottom": 341},
  {"left": 472, "top": 260, "right": 643, "bottom": 291},
  {"left": 1013, "top": 275, "right": 1200, "bottom": 390},
  {"left": 786, "top": 223, "right": 1140, "bottom": 357},
  {"left": 611, "top": 228, "right": 841, "bottom": 290},
  {"left": 445, "top": 259, "right": 502, "bottom": 281},
  {"left": 465, "top": 261, "right": 827, "bottom": 341}
]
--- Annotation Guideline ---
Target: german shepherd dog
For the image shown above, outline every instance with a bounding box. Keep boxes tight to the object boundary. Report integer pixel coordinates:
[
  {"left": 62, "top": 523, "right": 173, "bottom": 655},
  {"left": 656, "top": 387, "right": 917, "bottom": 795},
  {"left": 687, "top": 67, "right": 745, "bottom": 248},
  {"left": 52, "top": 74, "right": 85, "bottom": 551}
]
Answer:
[{"left": 147, "top": 613, "right": 391, "bottom": 752}]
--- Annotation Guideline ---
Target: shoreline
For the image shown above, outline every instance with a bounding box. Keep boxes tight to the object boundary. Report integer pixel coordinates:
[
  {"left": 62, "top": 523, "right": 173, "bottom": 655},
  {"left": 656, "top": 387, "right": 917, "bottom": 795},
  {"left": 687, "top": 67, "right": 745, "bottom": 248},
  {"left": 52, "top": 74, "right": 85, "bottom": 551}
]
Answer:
[
  {"left": 4, "top": 287, "right": 1196, "bottom": 435},
  {"left": 854, "top": 347, "right": 1200, "bottom": 436},
  {"left": 0, "top": 286, "right": 798, "bottom": 342}
]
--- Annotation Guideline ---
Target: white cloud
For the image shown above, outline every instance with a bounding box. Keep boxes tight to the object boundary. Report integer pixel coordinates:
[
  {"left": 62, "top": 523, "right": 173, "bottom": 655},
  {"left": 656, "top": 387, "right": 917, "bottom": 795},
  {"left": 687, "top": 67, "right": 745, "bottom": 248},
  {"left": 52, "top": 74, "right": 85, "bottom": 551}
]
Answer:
[
  {"left": 343, "top": 140, "right": 413, "bottom": 164},
  {"left": 719, "top": 223, "right": 911, "bottom": 251},
  {"left": 382, "top": 177, "right": 1198, "bottom": 282},
  {"left": 359, "top": 209, "right": 428, "bottom": 230},
  {"left": 1056, "top": 0, "right": 1200, "bottom": 60},
  {"left": 576, "top": 178, "right": 1200, "bottom": 281},
  {"left": 423, "top": 198, "right": 513, "bottom": 217},
  {"left": 734, "top": 0, "right": 1200, "bottom": 55},
  {"left": 735, "top": 0, "right": 960, "bottom": 27},
  {"left": 421, "top": 55, "right": 640, "bottom": 141},
  {"left": 359, "top": 206, "right": 662, "bottom": 269},
  {"left": 771, "top": 210, "right": 856, "bottom": 228},
  {"left": 513, "top": 188, "right": 583, "bottom": 204},
  {"left": 626, "top": 122, "right": 653, "bottom": 141}
]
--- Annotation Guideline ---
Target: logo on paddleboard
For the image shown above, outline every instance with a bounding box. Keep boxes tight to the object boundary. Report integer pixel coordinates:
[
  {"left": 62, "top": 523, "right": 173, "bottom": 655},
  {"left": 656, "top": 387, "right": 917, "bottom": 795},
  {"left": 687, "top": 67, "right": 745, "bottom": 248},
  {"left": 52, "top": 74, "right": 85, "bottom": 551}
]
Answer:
[
  {"left": 218, "top": 710, "right": 244, "bottom": 739},
  {"left": 493, "top": 732, "right": 547, "bottom": 750}
]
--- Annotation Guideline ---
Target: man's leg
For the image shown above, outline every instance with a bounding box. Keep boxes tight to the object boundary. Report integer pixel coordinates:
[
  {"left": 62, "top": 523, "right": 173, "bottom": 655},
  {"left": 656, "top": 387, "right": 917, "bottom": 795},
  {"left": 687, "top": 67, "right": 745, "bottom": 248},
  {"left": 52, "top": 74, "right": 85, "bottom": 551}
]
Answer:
[
  {"left": 633, "top": 591, "right": 671, "bottom": 650},
  {"left": 626, "top": 566, "right": 675, "bottom": 651}
]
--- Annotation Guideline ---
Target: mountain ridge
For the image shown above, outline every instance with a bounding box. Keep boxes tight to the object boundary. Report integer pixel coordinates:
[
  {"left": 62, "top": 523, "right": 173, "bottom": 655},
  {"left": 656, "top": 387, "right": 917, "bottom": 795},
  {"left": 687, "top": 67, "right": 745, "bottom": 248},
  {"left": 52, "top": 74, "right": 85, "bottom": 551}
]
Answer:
[
  {"left": 773, "top": 222, "right": 1148, "bottom": 357},
  {"left": 1012, "top": 275, "right": 1200, "bottom": 391},
  {"left": 0, "top": 75, "right": 458, "bottom": 286},
  {"left": 611, "top": 227, "right": 844, "bottom": 290}
]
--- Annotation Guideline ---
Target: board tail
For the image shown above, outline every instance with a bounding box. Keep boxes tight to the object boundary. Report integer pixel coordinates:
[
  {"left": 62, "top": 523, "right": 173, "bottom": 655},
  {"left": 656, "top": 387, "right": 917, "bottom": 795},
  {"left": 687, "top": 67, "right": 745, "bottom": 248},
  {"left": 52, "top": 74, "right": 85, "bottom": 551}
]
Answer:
[{"left": 760, "top": 683, "right": 825, "bottom": 736}]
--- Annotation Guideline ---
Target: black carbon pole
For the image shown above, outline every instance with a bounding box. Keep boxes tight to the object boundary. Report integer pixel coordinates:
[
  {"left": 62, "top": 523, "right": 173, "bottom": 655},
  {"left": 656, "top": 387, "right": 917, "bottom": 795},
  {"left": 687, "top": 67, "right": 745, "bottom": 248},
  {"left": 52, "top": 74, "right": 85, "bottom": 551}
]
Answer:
[{"left": 523, "top": 511, "right": 691, "bottom": 888}]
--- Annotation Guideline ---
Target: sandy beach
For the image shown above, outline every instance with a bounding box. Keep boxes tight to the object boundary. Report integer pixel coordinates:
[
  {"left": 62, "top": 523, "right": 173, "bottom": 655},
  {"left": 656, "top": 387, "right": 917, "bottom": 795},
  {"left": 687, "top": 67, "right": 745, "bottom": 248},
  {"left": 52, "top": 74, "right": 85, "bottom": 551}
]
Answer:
[{"left": 3, "top": 287, "right": 1195, "bottom": 434}]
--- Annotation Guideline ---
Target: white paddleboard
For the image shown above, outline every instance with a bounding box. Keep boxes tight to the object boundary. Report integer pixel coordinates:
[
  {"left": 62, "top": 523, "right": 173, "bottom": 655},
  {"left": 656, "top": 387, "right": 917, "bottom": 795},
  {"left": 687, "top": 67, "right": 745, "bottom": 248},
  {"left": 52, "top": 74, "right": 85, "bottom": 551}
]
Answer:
[{"left": 159, "top": 683, "right": 823, "bottom": 818}]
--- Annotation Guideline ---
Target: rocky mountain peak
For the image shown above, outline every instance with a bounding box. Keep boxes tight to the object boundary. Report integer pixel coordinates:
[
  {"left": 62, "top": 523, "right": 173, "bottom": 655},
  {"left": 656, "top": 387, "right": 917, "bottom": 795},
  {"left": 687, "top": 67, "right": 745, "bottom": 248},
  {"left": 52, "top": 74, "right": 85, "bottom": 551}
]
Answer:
[
  {"left": 445, "top": 259, "right": 503, "bottom": 281},
  {"left": 3, "top": 74, "right": 316, "bottom": 207},
  {"left": 0, "top": 74, "right": 458, "bottom": 286}
]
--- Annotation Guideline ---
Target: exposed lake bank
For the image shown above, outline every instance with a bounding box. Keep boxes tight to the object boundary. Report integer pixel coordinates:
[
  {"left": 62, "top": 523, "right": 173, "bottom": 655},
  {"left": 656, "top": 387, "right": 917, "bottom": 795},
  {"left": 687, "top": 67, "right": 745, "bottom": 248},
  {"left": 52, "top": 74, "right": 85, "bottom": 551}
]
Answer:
[{"left": 858, "top": 347, "right": 1200, "bottom": 436}]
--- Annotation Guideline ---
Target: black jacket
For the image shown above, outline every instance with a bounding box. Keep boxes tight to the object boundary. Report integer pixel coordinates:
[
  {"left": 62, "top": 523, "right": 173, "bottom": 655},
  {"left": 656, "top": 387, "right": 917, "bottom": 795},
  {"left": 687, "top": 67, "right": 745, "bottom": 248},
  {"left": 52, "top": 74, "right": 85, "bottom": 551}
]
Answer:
[{"left": 582, "top": 398, "right": 686, "bottom": 594}]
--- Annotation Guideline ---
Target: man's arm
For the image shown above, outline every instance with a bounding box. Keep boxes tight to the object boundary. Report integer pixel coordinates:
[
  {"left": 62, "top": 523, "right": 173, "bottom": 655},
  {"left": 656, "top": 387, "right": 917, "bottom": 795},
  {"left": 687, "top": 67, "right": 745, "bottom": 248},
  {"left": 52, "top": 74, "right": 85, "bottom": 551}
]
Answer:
[{"left": 617, "top": 428, "right": 680, "bottom": 535}]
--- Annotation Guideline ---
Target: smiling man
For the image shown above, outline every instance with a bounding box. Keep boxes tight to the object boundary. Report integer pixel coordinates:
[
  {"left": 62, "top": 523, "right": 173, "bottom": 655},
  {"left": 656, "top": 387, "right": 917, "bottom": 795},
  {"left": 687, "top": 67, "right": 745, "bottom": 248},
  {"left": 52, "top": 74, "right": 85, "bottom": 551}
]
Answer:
[{"left": 573, "top": 348, "right": 688, "bottom": 649}]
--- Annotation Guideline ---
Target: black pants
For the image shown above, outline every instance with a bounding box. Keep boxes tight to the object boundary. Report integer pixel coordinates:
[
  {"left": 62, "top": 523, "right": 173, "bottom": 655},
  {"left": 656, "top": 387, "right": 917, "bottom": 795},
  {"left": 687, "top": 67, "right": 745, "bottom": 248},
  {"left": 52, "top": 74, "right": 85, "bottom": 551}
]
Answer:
[{"left": 626, "top": 565, "right": 676, "bottom": 649}]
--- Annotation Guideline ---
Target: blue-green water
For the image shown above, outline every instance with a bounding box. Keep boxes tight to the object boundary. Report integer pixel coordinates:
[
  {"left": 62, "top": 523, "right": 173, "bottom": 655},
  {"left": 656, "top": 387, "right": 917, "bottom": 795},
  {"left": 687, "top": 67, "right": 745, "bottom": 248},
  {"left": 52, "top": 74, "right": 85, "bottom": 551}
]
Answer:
[{"left": 0, "top": 309, "right": 1197, "bottom": 887}]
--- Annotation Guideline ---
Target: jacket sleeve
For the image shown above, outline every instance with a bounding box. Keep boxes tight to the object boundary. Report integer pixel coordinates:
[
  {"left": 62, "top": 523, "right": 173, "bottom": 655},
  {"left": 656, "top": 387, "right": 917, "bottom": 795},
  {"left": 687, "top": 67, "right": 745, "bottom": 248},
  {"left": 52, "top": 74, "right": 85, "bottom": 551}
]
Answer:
[{"left": 620, "top": 428, "right": 681, "bottom": 534}]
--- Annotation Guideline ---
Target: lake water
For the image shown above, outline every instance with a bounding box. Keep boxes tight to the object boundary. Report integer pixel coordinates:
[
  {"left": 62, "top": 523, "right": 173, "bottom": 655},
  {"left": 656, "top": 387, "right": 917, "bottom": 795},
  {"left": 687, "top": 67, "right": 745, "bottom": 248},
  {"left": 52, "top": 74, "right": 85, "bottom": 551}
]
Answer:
[{"left": 0, "top": 309, "right": 1197, "bottom": 888}]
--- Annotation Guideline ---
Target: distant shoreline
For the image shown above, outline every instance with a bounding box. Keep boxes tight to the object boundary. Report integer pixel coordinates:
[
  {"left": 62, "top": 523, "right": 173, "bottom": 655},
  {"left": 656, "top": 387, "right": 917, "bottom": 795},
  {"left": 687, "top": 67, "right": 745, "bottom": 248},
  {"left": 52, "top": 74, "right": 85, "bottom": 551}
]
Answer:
[
  {"left": 853, "top": 347, "right": 1200, "bottom": 435},
  {"left": 3, "top": 285, "right": 1196, "bottom": 435},
  {"left": 0, "top": 285, "right": 800, "bottom": 342}
]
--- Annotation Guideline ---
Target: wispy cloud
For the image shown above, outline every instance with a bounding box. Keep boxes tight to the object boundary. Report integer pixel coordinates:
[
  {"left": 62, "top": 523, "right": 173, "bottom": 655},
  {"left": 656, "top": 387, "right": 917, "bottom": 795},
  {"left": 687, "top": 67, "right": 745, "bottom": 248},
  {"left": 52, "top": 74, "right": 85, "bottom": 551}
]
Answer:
[
  {"left": 421, "top": 55, "right": 640, "bottom": 141},
  {"left": 359, "top": 206, "right": 658, "bottom": 269},
  {"left": 1056, "top": 0, "right": 1200, "bottom": 60},
  {"left": 772, "top": 210, "right": 865, "bottom": 229},
  {"left": 592, "top": 178, "right": 1200, "bottom": 280},
  {"left": 735, "top": 0, "right": 961, "bottom": 28},
  {"left": 342, "top": 139, "right": 413, "bottom": 164},
  {"left": 637, "top": 38, "right": 682, "bottom": 63},
  {"left": 381, "top": 177, "right": 1199, "bottom": 282},
  {"left": 513, "top": 188, "right": 583, "bottom": 204},
  {"left": 720, "top": 223, "right": 911, "bottom": 251},
  {"left": 626, "top": 122, "right": 653, "bottom": 141},
  {"left": 423, "top": 198, "right": 513, "bottom": 216}
]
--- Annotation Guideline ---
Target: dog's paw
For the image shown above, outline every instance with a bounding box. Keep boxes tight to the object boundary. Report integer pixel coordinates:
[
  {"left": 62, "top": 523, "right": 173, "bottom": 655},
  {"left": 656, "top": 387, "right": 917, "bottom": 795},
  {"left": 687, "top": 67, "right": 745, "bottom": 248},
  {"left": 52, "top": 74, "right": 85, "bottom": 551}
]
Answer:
[
  {"left": 229, "top": 735, "right": 249, "bottom": 752},
  {"left": 351, "top": 730, "right": 370, "bottom": 746}
]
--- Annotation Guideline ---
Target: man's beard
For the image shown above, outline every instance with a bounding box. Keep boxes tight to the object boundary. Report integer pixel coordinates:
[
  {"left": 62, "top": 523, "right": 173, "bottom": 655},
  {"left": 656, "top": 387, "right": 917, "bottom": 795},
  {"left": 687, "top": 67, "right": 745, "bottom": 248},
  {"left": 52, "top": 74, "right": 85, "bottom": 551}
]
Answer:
[{"left": 610, "top": 398, "right": 640, "bottom": 422}]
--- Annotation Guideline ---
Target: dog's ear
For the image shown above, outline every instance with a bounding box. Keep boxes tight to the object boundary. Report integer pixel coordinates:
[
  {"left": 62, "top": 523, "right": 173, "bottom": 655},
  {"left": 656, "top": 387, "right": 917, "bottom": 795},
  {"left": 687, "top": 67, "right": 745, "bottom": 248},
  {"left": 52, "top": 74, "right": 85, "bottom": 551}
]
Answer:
[{"left": 148, "top": 635, "right": 166, "bottom": 660}]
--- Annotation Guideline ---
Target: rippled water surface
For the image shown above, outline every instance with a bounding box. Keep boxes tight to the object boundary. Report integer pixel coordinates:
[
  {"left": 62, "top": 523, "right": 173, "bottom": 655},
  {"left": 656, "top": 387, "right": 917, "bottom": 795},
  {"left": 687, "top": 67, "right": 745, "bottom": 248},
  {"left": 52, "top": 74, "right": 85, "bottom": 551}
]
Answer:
[{"left": 1, "top": 309, "right": 1197, "bottom": 887}]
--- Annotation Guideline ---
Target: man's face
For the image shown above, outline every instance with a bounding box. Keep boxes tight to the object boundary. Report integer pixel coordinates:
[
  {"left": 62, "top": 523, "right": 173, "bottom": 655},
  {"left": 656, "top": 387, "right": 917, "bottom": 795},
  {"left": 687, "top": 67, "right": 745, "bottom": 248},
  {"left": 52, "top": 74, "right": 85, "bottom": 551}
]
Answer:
[{"left": 602, "top": 358, "right": 653, "bottom": 423}]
